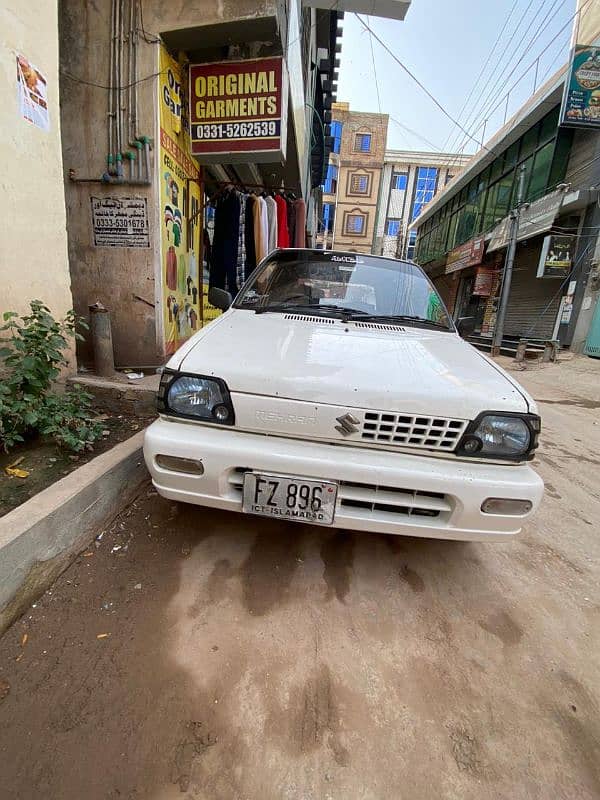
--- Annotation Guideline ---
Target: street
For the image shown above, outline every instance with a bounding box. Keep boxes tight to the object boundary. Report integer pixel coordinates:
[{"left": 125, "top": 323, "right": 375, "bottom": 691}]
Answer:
[{"left": 1, "top": 356, "right": 599, "bottom": 800}]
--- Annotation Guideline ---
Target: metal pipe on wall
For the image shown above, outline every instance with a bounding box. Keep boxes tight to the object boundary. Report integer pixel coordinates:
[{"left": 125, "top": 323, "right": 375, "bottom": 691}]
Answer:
[
  {"left": 108, "top": 0, "right": 115, "bottom": 168},
  {"left": 131, "top": 0, "right": 139, "bottom": 141},
  {"left": 116, "top": 0, "right": 122, "bottom": 155}
]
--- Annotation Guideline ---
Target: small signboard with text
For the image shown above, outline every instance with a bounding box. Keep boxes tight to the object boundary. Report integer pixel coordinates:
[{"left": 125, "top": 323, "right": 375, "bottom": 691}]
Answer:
[
  {"left": 90, "top": 197, "right": 149, "bottom": 247},
  {"left": 189, "top": 57, "right": 287, "bottom": 162},
  {"left": 488, "top": 189, "right": 565, "bottom": 252},
  {"left": 560, "top": 45, "right": 600, "bottom": 129},
  {"left": 445, "top": 236, "right": 484, "bottom": 274},
  {"left": 537, "top": 234, "right": 573, "bottom": 278},
  {"left": 472, "top": 267, "right": 496, "bottom": 296}
]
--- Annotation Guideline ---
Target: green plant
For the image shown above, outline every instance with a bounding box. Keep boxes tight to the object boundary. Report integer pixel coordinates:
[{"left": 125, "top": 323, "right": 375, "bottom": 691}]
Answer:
[{"left": 0, "top": 301, "right": 103, "bottom": 453}]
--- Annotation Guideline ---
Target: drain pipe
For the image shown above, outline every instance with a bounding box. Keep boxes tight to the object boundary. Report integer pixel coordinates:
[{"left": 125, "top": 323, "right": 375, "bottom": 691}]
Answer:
[
  {"left": 89, "top": 302, "right": 115, "bottom": 377},
  {"left": 138, "top": 135, "right": 151, "bottom": 182},
  {"left": 108, "top": 0, "right": 115, "bottom": 173},
  {"left": 115, "top": 0, "right": 122, "bottom": 156}
]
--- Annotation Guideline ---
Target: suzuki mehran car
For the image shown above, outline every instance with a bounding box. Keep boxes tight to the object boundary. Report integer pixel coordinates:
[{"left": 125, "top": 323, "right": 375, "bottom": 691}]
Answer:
[{"left": 144, "top": 249, "right": 544, "bottom": 541}]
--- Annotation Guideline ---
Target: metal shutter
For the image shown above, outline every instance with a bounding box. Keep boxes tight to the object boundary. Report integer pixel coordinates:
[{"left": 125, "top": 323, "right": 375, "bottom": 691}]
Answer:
[{"left": 504, "top": 241, "right": 562, "bottom": 339}]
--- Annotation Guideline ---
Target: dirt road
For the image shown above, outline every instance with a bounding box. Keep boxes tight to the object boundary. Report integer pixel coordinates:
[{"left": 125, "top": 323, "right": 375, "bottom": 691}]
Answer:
[{"left": 1, "top": 356, "right": 599, "bottom": 800}]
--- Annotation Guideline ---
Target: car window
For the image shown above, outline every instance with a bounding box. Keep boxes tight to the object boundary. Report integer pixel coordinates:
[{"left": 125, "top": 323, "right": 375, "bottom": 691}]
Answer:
[{"left": 235, "top": 251, "right": 453, "bottom": 329}]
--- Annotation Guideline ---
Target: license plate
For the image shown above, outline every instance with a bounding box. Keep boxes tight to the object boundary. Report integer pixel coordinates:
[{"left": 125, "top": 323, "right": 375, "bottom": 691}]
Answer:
[{"left": 242, "top": 473, "right": 338, "bottom": 525}]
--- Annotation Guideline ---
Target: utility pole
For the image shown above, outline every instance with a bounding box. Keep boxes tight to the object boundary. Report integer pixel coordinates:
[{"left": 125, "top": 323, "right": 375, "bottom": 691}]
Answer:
[{"left": 491, "top": 163, "right": 527, "bottom": 356}]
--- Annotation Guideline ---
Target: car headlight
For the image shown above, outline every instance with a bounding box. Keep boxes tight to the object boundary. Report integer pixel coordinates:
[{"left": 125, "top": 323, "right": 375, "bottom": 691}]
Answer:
[
  {"left": 157, "top": 370, "right": 235, "bottom": 424},
  {"left": 457, "top": 413, "right": 540, "bottom": 460}
]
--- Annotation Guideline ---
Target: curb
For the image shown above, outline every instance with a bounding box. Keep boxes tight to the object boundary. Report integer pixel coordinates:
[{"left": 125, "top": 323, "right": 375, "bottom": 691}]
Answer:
[
  {"left": 0, "top": 430, "right": 147, "bottom": 636},
  {"left": 68, "top": 375, "right": 158, "bottom": 416}
]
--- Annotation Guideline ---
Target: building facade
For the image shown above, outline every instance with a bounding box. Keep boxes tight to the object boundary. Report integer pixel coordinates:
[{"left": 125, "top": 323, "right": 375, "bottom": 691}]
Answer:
[
  {"left": 374, "top": 149, "right": 471, "bottom": 260},
  {"left": 1, "top": 0, "right": 74, "bottom": 365},
  {"left": 412, "top": 62, "right": 600, "bottom": 353},
  {"left": 318, "top": 102, "right": 388, "bottom": 253}
]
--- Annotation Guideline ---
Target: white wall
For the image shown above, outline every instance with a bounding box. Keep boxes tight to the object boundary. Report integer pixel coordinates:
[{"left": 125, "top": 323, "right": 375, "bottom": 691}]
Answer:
[{"left": 0, "top": 0, "right": 73, "bottom": 356}]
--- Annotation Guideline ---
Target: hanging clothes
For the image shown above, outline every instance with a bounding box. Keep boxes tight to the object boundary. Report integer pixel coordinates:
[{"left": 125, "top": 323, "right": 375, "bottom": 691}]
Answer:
[
  {"left": 189, "top": 252, "right": 198, "bottom": 283},
  {"left": 265, "top": 195, "right": 278, "bottom": 253},
  {"left": 293, "top": 199, "right": 306, "bottom": 248},
  {"left": 287, "top": 198, "right": 296, "bottom": 249},
  {"left": 275, "top": 194, "right": 290, "bottom": 248},
  {"left": 166, "top": 246, "right": 177, "bottom": 291},
  {"left": 237, "top": 193, "right": 247, "bottom": 288},
  {"left": 211, "top": 189, "right": 240, "bottom": 294},
  {"left": 245, "top": 195, "right": 257, "bottom": 276},
  {"left": 253, "top": 195, "right": 268, "bottom": 263},
  {"left": 178, "top": 254, "right": 187, "bottom": 295}
]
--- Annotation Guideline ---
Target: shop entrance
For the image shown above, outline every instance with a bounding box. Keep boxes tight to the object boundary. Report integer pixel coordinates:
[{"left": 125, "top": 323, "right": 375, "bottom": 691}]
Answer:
[{"left": 454, "top": 275, "right": 485, "bottom": 330}]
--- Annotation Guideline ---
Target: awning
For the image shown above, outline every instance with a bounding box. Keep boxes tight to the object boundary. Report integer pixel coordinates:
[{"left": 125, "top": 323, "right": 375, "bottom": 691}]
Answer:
[{"left": 487, "top": 188, "right": 565, "bottom": 253}]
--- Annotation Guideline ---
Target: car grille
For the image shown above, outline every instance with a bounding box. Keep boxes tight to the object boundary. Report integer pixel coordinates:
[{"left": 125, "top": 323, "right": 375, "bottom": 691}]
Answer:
[
  {"left": 338, "top": 481, "right": 450, "bottom": 518},
  {"left": 361, "top": 412, "right": 467, "bottom": 451}
]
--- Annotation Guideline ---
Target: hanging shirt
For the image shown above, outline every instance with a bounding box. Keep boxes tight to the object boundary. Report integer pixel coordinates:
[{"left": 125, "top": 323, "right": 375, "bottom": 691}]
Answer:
[
  {"left": 287, "top": 198, "right": 296, "bottom": 249},
  {"left": 237, "top": 193, "right": 247, "bottom": 288},
  {"left": 265, "top": 196, "right": 278, "bottom": 254},
  {"left": 245, "top": 195, "right": 257, "bottom": 276},
  {"left": 254, "top": 196, "right": 268, "bottom": 263},
  {"left": 275, "top": 194, "right": 290, "bottom": 248},
  {"left": 211, "top": 189, "right": 240, "bottom": 293},
  {"left": 166, "top": 246, "right": 177, "bottom": 291},
  {"left": 294, "top": 199, "right": 306, "bottom": 248}
]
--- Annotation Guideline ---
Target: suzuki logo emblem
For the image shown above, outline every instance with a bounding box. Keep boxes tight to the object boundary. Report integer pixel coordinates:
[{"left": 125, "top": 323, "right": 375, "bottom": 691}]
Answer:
[{"left": 335, "top": 413, "right": 360, "bottom": 436}]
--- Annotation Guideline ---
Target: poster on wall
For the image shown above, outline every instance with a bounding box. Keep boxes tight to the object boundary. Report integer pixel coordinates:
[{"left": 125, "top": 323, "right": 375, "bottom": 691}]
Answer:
[
  {"left": 158, "top": 48, "right": 220, "bottom": 356},
  {"left": 472, "top": 268, "right": 496, "bottom": 296},
  {"left": 537, "top": 234, "right": 573, "bottom": 278},
  {"left": 90, "top": 197, "right": 149, "bottom": 247},
  {"left": 560, "top": 45, "right": 600, "bottom": 128},
  {"left": 16, "top": 54, "right": 49, "bottom": 131},
  {"left": 189, "top": 57, "right": 287, "bottom": 162},
  {"left": 445, "top": 236, "right": 484, "bottom": 274}
]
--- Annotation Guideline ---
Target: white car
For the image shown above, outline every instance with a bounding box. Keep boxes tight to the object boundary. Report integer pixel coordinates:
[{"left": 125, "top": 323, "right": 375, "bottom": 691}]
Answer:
[{"left": 144, "top": 249, "right": 544, "bottom": 541}]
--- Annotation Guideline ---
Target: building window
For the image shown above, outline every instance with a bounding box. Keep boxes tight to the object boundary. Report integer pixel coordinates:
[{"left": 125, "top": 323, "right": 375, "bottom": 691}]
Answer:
[
  {"left": 349, "top": 173, "right": 369, "bottom": 194},
  {"left": 354, "top": 133, "right": 372, "bottom": 153},
  {"left": 331, "top": 121, "right": 342, "bottom": 154},
  {"left": 406, "top": 229, "right": 417, "bottom": 260},
  {"left": 323, "top": 164, "right": 338, "bottom": 194},
  {"left": 322, "top": 203, "right": 335, "bottom": 233},
  {"left": 392, "top": 173, "right": 408, "bottom": 190},
  {"left": 386, "top": 219, "right": 401, "bottom": 236},
  {"left": 411, "top": 166, "right": 439, "bottom": 221},
  {"left": 345, "top": 213, "right": 366, "bottom": 234}
]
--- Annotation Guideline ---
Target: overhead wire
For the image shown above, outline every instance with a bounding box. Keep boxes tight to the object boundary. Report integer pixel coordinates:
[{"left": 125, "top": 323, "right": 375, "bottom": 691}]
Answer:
[
  {"left": 447, "top": 0, "right": 583, "bottom": 168},
  {"left": 440, "top": 0, "right": 521, "bottom": 153}
]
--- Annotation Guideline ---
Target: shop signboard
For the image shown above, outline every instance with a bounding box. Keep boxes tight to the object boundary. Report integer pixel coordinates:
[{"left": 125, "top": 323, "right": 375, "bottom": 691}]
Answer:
[
  {"left": 189, "top": 57, "right": 287, "bottom": 162},
  {"left": 487, "top": 189, "right": 565, "bottom": 252},
  {"left": 537, "top": 234, "right": 573, "bottom": 278},
  {"left": 560, "top": 45, "right": 600, "bottom": 129},
  {"left": 472, "top": 267, "right": 496, "bottom": 296},
  {"left": 159, "top": 49, "right": 220, "bottom": 357},
  {"left": 445, "top": 236, "right": 484, "bottom": 274}
]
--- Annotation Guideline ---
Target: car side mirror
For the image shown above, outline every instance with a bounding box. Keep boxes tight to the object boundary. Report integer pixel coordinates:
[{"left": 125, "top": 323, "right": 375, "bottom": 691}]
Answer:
[
  {"left": 457, "top": 316, "right": 475, "bottom": 337},
  {"left": 208, "top": 287, "right": 232, "bottom": 311}
]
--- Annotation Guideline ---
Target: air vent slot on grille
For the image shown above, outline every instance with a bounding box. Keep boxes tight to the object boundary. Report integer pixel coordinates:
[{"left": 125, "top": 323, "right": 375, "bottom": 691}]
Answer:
[
  {"left": 284, "top": 314, "right": 335, "bottom": 325},
  {"left": 361, "top": 412, "right": 467, "bottom": 451},
  {"left": 352, "top": 322, "right": 406, "bottom": 332},
  {"left": 338, "top": 480, "right": 450, "bottom": 518}
]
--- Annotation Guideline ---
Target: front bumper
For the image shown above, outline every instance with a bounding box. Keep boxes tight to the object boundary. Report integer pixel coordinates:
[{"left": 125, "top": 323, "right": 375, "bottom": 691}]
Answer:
[{"left": 143, "top": 418, "right": 544, "bottom": 541}]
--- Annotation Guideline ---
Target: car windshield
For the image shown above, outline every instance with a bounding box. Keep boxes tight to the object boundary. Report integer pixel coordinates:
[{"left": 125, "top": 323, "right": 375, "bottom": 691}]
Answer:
[{"left": 234, "top": 250, "right": 453, "bottom": 330}]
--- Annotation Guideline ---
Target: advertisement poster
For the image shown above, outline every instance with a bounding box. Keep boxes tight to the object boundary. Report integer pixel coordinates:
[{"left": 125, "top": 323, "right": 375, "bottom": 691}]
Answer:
[
  {"left": 189, "top": 57, "right": 286, "bottom": 161},
  {"left": 537, "top": 234, "right": 573, "bottom": 278},
  {"left": 561, "top": 45, "right": 600, "bottom": 128},
  {"left": 17, "top": 54, "right": 49, "bottom": 131},
  {"left": 473, "top": 267, "right": 496, "bottom": 296},
  {"left": 90, "top": 197, "right": 149, "bottom": 248},
  {"left": 159, "top": 48, "right": 220, "bottom": 356}
]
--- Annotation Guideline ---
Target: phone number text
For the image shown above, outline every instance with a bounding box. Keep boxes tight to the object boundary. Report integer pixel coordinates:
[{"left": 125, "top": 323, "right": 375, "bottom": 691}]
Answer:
[{"left": 192, "top": 120, "right": 280, "bottom": 141}]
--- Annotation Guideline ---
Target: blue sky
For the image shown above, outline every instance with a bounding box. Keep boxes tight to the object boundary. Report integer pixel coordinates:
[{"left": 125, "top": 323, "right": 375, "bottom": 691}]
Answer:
[{"left": 337, "top": 0, "right": 576, "bottom": 155}]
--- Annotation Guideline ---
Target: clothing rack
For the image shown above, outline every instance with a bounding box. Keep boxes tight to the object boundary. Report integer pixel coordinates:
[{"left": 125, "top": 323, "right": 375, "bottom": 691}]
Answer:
[{"left": 208, "top": 179, "right": 301, "bottom": 196}]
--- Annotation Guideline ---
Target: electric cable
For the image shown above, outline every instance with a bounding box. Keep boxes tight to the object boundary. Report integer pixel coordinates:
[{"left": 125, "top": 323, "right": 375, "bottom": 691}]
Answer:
[{"left": 440, "top": 0, "right": 521, "bottom": 153}]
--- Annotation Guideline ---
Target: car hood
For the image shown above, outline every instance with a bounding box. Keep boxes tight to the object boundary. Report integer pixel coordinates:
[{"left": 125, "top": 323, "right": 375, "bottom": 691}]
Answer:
[{"left": 173, "top": 310, "right": 532, "bottom": 419}]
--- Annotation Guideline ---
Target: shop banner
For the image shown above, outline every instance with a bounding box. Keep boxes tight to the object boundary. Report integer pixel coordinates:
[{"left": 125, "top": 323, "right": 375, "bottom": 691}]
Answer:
[
  {"left": 445, "top": 236, "right": 484, "bottom": 274},
  {"left": 159, "top": 49, "right": 220, "bottom": 357},
  {"left": 537, "top": 234, "right": 573, "bottom": 278},
  {"left": 17, "top": 54, "right": 49, "bottom": 131},
  {"left": 487, "top": 189, "right": 565, "bottom": 252},
  {"left": 189, "top": 57, "right": 287, "bottom": 161},
  {"left": 472, "top": 268, "right": 496, "bottom": 296},
  {"left": 560, "top": 45, "right": 600, "bottom": 128}
]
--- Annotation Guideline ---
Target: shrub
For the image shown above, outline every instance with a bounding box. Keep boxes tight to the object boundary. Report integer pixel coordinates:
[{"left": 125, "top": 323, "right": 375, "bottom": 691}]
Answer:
[{"left": 0, "top": 301, "right": 103, "bottom": 453}]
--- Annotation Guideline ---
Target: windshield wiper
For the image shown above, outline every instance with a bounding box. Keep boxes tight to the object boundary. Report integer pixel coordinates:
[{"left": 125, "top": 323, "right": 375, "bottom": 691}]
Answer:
[
  {"left": 344, "top": 313, "right": 451, "bottom": 330},
  {"left": 255, "top": 302, "right": 369, "bottom": 317}
]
